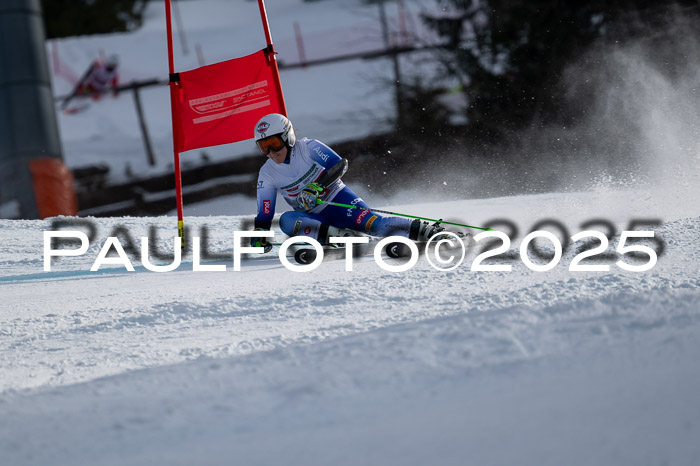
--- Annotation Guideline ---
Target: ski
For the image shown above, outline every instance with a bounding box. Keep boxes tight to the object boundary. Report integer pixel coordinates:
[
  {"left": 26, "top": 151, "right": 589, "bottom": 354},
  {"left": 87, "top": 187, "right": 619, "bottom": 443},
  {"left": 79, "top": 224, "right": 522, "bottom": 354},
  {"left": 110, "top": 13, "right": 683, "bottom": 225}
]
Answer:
[
  {"left": 384, "top": 232, "right": 472, "bottom": 259},
  {"left": 63, "top": 102, "right": 91, "bottom": 115},
  {"left": 293, "top": 239, "right": 380, "bottom": 264},
  {"left": 293, "top": 232, "right": 471, "bottom": 265},
  {"left": 60, "top": 63, "right": 94, "bottom": 111}
]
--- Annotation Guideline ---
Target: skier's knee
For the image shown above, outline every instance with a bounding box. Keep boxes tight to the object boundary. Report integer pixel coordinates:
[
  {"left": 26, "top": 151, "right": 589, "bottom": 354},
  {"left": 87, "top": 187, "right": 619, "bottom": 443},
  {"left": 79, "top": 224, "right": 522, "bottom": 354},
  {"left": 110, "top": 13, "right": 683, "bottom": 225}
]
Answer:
[{"left": 279, "top": 212, "right": 298, "bottom": 236}]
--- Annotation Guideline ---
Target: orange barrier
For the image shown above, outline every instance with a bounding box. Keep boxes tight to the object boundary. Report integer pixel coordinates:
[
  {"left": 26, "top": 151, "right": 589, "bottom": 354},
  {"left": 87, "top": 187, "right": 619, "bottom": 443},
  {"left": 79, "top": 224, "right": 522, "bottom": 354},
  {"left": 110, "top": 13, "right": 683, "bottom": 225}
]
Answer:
[{"left": 28, "top": 158, "right": 79, "bottom": 218}]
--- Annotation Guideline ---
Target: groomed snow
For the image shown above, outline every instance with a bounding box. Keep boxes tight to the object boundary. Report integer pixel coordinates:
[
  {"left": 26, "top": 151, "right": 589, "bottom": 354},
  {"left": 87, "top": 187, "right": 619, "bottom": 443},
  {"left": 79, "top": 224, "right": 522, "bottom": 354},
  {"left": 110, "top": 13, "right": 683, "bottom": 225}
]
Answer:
[
  {"left": 2, "top": 0, "right": 699, "bottom": 464},
  {"left": 1, "top": 189, "right": 699, "bottom": 465}
]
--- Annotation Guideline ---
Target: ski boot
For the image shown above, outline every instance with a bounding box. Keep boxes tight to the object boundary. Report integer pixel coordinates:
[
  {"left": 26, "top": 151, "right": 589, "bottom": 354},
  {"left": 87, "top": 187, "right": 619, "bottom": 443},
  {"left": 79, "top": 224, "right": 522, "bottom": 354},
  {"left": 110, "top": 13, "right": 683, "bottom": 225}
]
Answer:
[
  {"left": 409, "top": 219, "right": 446, "bottom": 242},
  {"left": 320, "top": 225, "right": 366, "bottom": 246}
]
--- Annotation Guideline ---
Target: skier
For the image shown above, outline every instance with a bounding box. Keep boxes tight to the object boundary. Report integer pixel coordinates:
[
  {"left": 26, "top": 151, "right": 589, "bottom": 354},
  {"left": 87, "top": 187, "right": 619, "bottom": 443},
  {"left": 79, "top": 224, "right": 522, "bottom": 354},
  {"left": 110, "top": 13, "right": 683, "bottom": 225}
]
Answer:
[
  {"left": 76, "top": 54, "right": 120, "bottom": 100},
  {"left": 61, "top": 55, "right": 120, "bottom": 113},
  {"left": 250, "top": 113, "right": 444, "bottom": 252}
]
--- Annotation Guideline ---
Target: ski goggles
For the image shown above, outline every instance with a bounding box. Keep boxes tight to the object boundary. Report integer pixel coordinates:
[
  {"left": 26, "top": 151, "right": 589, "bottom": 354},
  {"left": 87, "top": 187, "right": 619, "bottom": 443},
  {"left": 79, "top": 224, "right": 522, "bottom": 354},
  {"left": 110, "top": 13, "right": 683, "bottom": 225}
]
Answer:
[{"left": 256, "top": 135, "right": 286, "bottom": 155}]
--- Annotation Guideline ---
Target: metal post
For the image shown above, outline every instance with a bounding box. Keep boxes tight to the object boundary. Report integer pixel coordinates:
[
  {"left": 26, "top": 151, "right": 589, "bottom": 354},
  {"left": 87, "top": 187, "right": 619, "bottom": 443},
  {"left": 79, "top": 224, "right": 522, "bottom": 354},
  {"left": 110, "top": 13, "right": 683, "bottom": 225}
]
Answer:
[
  {"left": 294, "top": 21, "right": 307, "bottom": 67},
  {"left": 195, "top": 43, "right": 205, "bottom": 67},
  {"left": 397, "top": 0, "right": 408, "bottom": 46},
  {"left": 172, "top": 0, "right": 189, "bottom": 55},
  {"left": 378, "top": 0, "right": 403, "bottom": 129},
  {"left": 132, "top": 86, "right": 156, "bottom": 166},
  {"left": 0, "top": 0, "right": 67, "bottom": 219}
]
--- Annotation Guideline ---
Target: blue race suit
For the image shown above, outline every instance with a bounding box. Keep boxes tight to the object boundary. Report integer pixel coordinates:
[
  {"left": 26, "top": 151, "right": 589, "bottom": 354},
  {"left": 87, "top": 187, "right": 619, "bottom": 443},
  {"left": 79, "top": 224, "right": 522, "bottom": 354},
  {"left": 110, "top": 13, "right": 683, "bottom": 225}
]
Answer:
[{"left": 255, "top": 137, "right": 412, "bottom": 240}]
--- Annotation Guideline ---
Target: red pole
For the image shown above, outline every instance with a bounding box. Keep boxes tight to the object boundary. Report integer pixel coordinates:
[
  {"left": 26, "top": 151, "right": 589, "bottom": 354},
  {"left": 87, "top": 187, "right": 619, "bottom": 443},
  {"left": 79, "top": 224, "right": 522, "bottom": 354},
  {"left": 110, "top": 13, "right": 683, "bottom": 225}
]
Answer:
[
  {"left": 165, "top": 0, "right": 185, "bottom": 246},
  {"left": 293, "top": 21, "right": 307, "bottom": 67},
  {"left": 257, "top": 0, "right": 288, "bottom": 116},
  {"left": 258, "top": 0, "right": 273, "bottom": 46}
]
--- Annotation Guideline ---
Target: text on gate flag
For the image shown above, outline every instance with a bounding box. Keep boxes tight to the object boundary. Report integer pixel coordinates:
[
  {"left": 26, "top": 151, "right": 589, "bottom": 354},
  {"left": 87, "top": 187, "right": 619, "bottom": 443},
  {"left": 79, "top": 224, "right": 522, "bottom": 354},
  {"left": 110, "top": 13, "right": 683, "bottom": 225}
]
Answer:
[{"left": 175, "top": 50, "right": 284, "bottom": 152}]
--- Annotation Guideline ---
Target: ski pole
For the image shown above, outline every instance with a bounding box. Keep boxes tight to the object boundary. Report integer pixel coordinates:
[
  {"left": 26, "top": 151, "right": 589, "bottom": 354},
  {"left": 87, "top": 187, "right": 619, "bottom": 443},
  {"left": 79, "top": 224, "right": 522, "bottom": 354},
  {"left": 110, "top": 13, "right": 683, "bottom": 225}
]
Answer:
[{"left": 316, "top": 199, "right": 492, "bottom": 231}]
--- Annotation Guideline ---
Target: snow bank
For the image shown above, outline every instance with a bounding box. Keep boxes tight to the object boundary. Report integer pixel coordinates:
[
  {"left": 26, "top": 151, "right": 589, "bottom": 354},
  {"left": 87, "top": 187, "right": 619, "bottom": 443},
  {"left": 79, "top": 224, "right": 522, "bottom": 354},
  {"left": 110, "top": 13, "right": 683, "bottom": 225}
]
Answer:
[{"left": 1, "top": 191, "right": 699, "bottom": 465}]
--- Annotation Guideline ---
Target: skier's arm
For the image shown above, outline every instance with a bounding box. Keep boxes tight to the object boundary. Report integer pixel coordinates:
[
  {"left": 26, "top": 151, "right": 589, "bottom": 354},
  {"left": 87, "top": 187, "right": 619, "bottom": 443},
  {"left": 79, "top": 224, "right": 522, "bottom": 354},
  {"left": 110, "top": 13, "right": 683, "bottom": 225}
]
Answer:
[
  {"left": 316, "top": 157, "right": 348, "bottom": 186},
  {"left": 254, "top": 177, "right": 277, "bottom": 230},
  {"left": 251, "top": 178, "right": 277, "bottom": 253},
  {"left": 296, "top": 158, "right": 349, "bottom": 211},
  {"left": 307, "top": 140, "right": 347, "bottom": 186},
  {"left": 297, "top": 140, "right": 348, "bottom": 211},
  {"left": 82, "top": 61, "right": 98, "bottom": 89},
  {"left": 62, "top": 62, "right": 96, "bottom": 108},
  {"left": 307, "top": 140, "right": 342, "bottom": 170}
]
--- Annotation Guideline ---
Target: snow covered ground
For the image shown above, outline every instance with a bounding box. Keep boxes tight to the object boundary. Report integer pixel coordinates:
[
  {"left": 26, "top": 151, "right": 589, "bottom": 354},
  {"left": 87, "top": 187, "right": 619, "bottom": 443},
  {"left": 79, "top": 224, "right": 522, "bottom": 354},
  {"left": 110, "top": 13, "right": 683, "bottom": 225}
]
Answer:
[
  {"left": 1, "top": 0, "right": 698, "bottom": 464},
  {"left": 1, "top": 186, "right": 699, "bottom": 465}
]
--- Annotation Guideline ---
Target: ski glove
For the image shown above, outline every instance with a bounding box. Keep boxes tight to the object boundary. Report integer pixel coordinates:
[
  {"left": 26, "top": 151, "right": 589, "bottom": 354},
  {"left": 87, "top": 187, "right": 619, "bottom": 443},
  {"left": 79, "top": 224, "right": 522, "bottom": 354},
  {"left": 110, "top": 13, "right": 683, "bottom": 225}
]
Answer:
[
  {"left": 296, "top": 182, "right": 324, "bottom": 211},
  {"left": 250, "top": 228, "right": 273, "bottom": 253}
]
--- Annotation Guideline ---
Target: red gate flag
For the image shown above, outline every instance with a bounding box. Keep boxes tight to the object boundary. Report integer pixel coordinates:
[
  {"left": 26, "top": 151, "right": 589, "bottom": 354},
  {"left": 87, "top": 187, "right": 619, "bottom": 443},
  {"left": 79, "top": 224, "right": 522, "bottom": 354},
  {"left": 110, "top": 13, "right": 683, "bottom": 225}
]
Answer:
[{"left": 174, "top": 49, "right": 285, "bottom": 152}]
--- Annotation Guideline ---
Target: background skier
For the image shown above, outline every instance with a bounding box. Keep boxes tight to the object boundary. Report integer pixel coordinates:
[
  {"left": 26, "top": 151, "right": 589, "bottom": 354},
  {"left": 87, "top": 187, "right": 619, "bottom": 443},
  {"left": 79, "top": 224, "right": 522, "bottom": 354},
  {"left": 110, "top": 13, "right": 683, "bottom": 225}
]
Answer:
[{"left": 77, "top": 54, "right": 120, "bottom": 99}]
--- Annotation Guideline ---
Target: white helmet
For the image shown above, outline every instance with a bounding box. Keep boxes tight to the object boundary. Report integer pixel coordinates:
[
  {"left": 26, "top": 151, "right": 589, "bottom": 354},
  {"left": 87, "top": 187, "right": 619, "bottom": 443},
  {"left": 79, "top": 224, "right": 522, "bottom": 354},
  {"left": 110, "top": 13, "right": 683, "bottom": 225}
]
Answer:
[
  {"left": 105, "top": 54, "right": 119, "bottom": 69},
  {"left": 254, "top": 113, "right": 296, "bottom": 153}
]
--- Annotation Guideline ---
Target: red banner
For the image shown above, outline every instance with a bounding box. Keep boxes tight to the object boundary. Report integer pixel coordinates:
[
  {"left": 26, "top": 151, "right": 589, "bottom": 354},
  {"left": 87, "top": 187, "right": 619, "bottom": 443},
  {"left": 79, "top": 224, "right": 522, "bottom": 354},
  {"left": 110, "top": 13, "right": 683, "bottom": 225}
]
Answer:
[{"left": 175, "top": 50, "right": 284, "bottom": 152}]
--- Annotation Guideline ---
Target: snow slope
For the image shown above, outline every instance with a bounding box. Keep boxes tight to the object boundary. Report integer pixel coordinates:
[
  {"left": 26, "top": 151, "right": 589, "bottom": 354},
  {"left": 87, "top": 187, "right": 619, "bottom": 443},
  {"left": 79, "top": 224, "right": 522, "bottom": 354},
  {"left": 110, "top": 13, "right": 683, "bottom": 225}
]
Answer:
[
  {"left": 1, "top": 188, "right": 699, "bottom": 465},
  {"left": 1, "top": 1, "right": 696, "bottom": 464}
]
